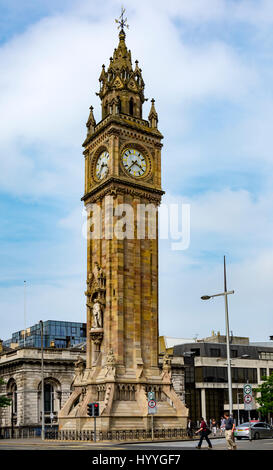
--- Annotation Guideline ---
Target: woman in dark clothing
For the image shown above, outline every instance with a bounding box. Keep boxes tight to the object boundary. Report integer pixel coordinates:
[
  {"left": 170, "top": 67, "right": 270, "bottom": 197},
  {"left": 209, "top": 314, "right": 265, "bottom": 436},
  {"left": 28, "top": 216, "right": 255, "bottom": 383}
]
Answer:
[{"left": 195, "top": 417, "right": 212, "bottom": 449}]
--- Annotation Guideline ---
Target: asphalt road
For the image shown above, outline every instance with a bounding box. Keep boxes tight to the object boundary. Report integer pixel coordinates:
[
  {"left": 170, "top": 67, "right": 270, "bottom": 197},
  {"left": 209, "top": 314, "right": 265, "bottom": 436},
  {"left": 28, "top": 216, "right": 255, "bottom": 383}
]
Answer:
[{"left": 0, "top": 437, "right": 272, "bottom": 450}]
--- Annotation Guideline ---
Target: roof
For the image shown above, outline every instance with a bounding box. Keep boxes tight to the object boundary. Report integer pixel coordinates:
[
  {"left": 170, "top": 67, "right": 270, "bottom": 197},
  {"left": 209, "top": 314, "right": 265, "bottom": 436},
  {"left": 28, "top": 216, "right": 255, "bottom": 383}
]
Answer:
[
  {"left": 250, "top": 342, "right": 273, "bottom": 348},
  {"left": 164, "top": 337, "right": 196, "bottom": 349}
]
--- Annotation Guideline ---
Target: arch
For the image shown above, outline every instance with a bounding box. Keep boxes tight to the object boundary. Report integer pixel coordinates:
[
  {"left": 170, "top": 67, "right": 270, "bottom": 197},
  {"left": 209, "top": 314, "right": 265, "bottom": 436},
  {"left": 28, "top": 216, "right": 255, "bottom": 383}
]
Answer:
[
  {"left": 37, "top": 377, "right": 62, "bottom": 420},
  {"left": 116, "top": 96, "right": 121, "bottom": 113},
  {"left": 7, "top": 378, "right": 17, "bottom": 414}
]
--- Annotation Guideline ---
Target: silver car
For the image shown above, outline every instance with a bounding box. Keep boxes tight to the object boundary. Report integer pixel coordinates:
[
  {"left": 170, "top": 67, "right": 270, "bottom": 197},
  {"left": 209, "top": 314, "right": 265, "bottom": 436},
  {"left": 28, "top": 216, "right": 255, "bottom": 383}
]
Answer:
[{"left": 234, "top": 422, "right": 273, "bottom": 440}]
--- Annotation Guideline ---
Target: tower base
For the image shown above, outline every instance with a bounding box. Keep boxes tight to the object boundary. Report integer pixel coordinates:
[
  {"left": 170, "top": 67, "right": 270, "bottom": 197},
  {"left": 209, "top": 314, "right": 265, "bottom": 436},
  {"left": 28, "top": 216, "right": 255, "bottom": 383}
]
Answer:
[{"left": 58, "top": 362, "right": 188, "bottom": 436}]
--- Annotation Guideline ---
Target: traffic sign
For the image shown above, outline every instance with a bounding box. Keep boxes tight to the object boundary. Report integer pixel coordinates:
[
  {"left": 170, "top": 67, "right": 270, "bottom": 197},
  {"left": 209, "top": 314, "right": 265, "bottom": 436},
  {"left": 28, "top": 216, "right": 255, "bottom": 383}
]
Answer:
[
  {"left": 148, "top": 398, "right": 157, "bottom": 414},
  {"left": 148, "top": 391, "right": 155, "bottom": 400},
  {"left": 244, "top": 384, "right": 252, "bottom": 395},
  {"left": 243, "top": 383, "right": 253, "bottom": 411},
  {"left": 244, "top": 394, "right": 252, "bottom": 404}
]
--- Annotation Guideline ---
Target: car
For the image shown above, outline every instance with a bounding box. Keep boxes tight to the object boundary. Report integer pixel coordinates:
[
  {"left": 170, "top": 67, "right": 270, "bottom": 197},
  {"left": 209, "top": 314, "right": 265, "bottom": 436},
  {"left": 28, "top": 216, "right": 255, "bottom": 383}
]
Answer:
[{"left": 234, "top": 421, "right": 273, "bottom": 440}]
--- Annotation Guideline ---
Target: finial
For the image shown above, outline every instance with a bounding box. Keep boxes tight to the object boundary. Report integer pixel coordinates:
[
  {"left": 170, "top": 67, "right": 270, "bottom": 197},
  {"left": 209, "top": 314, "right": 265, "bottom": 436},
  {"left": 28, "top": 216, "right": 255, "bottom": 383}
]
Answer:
[
  {"left": 115, "top": 6, "right": 129, "bottom": 32},
  {"left": 149, "top": 99, "right": 158, "bottom": 129}
]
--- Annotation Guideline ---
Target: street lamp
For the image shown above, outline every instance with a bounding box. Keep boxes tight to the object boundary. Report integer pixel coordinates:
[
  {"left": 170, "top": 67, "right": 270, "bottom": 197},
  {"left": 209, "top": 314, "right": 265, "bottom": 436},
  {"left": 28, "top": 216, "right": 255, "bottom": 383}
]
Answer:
[
  {"left": 201, "top": 256, "right": 234, "bottom": 416},
  {"left": 40, "top": 320, "right": 45, "bottom": 440}
]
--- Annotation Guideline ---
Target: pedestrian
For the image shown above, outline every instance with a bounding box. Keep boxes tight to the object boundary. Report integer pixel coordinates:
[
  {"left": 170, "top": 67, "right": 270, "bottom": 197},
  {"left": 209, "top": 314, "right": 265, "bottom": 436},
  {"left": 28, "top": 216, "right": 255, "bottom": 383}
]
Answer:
[
  {"left": 187, "top": 418, "right": 194, "bottom": 438},
  {"left": 211, "top": 418, "right": 217, "bottom": 437},
  {"left": 195, "top": 417, "right": 213, "bottom": 449},
  {"left": 223, "top": 412, "right": 237, "bottom": 450},
  {"left": 220, "top": 416, "right": 225, "bottom": 435}
]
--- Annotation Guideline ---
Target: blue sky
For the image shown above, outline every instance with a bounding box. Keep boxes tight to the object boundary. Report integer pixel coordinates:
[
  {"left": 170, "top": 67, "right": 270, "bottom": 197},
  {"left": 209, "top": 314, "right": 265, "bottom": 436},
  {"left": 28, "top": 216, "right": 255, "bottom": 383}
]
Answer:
[{"left": 1, "top": 0, "right": 273, "bottom": 342}]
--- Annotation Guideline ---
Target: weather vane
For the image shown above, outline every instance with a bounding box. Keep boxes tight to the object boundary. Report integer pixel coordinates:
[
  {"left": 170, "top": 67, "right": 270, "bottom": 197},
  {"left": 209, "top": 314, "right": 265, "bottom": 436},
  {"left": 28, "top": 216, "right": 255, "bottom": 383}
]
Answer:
[{"left": 115, "top": 6, "right": 129, "bottom": 31}]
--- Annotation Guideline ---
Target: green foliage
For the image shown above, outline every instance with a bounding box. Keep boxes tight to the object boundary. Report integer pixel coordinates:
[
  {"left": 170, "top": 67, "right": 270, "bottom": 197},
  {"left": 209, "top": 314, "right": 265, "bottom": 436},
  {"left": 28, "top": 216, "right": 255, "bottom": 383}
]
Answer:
[
  {"left": 0, "top": 377, "right": 11, "bottom": 408},
  {"left": 254, "top": 372, "right": 273, "bottom": 415}
]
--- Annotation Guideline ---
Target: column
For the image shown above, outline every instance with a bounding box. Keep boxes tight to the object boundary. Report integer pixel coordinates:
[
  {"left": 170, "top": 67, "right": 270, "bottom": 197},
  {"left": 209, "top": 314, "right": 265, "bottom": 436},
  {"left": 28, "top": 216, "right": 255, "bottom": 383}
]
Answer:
[{"left": 201, "top": 388, "right": 206, "bottom": 422}]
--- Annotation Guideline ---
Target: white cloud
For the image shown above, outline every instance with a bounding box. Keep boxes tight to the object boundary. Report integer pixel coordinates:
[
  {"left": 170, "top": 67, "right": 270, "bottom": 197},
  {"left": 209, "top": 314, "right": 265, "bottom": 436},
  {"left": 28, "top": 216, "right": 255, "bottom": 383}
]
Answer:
[{"left": 1, "top": 0, "right": 273, "bottom": 341}]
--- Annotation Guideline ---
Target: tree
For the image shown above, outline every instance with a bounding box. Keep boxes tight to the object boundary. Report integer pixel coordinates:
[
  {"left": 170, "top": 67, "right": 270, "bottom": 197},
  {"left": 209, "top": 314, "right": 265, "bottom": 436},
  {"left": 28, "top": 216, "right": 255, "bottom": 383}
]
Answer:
[
  {"left": 254, "top": 372, "right": 273, "bottom": 415},
  {"left": 0, "top": 377, "right": 11, "bottom": 408}
]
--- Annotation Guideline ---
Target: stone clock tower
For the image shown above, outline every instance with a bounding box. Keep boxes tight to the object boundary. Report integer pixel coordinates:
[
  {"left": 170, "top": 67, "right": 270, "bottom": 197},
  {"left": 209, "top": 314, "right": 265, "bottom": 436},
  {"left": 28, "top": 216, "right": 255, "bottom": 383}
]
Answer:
[{"left": 59, "top": 13, "right": 188, "bottom": 434}]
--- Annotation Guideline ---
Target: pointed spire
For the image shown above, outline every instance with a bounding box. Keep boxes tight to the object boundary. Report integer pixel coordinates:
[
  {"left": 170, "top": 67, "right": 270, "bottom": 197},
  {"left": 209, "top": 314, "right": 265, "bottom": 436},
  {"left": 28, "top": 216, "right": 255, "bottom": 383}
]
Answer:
[
  {"left": 96, "top": 9, "right": 146, "bottom": 119},
  {"left": 148, "top": 99, "right": 158, "bottom": 128},
  {"left": 99, "top": 64, "right": 106, "bottom": 82},
  {"left": 86, "top": 106, "right": 96, "bottom": 135}
]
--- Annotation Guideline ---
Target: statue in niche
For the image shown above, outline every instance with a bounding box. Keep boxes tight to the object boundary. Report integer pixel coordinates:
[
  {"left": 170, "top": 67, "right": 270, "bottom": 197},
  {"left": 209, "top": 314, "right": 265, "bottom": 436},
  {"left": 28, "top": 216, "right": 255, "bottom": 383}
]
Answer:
[{"left": 92, "top": 298, "right": 103, "bottom": 329}]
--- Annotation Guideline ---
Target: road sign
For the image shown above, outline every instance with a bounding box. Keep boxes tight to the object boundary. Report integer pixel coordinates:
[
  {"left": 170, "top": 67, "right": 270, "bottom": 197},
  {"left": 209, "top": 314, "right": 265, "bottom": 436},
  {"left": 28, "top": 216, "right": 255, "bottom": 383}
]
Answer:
[
  {"left": 148, "top": 391, "right": 155, "bottom": 400},
  {"left": 243, "top": 384, "right": 253, "bottom": 411},
  {"left": 244, "top": 384, "right": 252, "bottom": 395},
  {"left": 148, "top": 399, "right": 157, "bottom": 414},
  {"left": 244, "top": 394, "right": 252, "bottom": 404}
]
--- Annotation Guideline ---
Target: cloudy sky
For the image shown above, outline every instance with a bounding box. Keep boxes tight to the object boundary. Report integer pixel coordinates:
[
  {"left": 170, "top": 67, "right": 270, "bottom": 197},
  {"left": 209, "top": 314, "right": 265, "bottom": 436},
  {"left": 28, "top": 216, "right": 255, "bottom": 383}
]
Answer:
[{"left": 1, "top": 0, "right": 273, "bottom": 342}]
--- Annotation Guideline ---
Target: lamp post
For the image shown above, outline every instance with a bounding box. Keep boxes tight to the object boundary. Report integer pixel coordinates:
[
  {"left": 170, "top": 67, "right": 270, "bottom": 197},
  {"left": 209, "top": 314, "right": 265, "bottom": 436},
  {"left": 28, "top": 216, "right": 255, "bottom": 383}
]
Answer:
[
  {"left": 201, "top": 256, "right": 234, "bottom": 416},
  {"left": 40, "top": 320, "right": 45, "bottom": 440}
]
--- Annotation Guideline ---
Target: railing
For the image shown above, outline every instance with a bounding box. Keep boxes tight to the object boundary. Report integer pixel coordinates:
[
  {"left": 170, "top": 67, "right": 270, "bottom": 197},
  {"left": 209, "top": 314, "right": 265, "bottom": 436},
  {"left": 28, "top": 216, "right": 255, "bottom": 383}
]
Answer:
[
  {"left": 45, "top": 428, "right": 189, "bottom": 441},
  {"left": 0, "top": 426, "right": 44, "bottom": 439}
]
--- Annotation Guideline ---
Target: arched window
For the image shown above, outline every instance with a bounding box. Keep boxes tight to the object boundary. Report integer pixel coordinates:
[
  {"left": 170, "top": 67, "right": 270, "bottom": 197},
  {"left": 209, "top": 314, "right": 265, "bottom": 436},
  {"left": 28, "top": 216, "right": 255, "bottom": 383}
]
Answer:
[
  {"left": 117, "top": 96, "right": 121, "bottom": 113},
  {"left": 38, "top": 378, "right": 61, "bottom": 421},
  {"left": 7, "top": 379, "right": 17, "bottom": 414},
  {"left": 44, "top": 382, "right": 54, "bottom": 413},
  {"left": 129, "top": 98, "right": 134, "bottom": 116}
]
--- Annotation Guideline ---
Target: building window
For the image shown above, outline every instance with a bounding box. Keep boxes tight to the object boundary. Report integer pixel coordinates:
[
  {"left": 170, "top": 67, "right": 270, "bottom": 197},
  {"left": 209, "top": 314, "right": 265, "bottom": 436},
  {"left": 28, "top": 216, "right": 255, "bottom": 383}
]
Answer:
[
  {"left": 210, "top": 348, "right": 220, "bottom": 357},
  {"left": 259, "top": 351, "right": 273, "bottom": 360},
  {"left": 190, "top": 348, "right": 200, "bottom": 357},
  {"left": 129, "top": 98, "right": 134, "bottom": 116},
  {"left": 44, "top": 383, "right": 54, "bottom": 413},
  {"left": 231, "top": 349, "right": 238, "bottom": 358},
  {"left": 260, "top": 368, "right": 267, "bottom": 380}
]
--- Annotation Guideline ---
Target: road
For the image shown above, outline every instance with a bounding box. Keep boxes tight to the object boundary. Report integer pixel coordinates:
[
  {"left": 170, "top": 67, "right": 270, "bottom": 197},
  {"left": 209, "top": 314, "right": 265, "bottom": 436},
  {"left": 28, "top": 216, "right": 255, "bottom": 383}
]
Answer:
[{"left": 0, "top": 437, "right": 272, "bottom": 450}]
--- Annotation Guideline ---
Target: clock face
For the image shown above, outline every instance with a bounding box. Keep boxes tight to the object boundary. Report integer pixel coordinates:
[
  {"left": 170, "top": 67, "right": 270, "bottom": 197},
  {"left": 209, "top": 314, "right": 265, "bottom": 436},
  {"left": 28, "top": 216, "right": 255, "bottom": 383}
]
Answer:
[
  {"left": 122, "top": 149, "right": 147, "bottom": 178},
  {"left": 95, "top": 151, "right": 109, "bottom": 181}
]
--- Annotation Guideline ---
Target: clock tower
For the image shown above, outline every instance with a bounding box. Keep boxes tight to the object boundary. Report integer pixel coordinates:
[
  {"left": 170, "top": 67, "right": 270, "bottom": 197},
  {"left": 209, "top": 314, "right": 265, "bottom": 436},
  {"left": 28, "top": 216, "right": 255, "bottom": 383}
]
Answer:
[{"left": 59, "top": 12, "right": 188, "bottom": 434}]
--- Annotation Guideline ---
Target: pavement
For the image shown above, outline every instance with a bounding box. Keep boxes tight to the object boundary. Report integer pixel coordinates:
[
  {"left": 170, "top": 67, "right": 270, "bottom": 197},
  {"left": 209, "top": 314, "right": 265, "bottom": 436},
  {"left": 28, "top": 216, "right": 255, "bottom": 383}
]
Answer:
[{"left": 0, "top": 436, "right": 272, "bottom": 450}]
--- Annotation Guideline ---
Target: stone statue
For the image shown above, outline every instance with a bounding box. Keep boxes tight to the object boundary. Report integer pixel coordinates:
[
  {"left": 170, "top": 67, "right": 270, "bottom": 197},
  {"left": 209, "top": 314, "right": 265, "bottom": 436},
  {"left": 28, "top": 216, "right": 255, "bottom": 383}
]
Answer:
[
  {"left": 106, "top": 348, "right": 116, "bottom": 365},
  {"left": 92, "top": 298, "right": 103, "bottom": 329}
]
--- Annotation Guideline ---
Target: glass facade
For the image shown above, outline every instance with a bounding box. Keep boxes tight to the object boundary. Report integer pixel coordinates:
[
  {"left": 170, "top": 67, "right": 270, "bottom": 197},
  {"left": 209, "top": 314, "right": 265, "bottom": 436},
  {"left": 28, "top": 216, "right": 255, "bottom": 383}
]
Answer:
[
  {"left": 195, "top": 366, "right": 258, "bottom": 383},
  {"left": 3, "top": 320, "right": 86, "bottom": 349}
]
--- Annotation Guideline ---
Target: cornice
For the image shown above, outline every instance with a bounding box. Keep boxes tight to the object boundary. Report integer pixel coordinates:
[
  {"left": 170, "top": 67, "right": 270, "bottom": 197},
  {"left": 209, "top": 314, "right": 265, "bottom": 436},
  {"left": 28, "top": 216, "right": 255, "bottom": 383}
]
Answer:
[
  {"left": 83, "top": 114, "right": 163, "bottom": 148},
  {"left": 81, "top": 177, "right": 164, "bottom": 204}
]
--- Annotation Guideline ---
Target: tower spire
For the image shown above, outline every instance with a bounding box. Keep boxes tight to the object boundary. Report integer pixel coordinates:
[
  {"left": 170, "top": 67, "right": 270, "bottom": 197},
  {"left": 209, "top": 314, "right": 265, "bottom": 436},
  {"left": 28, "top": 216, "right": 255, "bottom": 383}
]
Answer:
[{"left": 96, "top": 7, "right": 145, "bottom": 120}]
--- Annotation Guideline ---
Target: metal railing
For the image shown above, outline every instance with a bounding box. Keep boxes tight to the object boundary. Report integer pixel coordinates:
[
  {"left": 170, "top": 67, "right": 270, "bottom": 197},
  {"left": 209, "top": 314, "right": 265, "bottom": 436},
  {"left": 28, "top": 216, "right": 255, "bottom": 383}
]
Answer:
[{"left": 45, "top": 428, "right": 189, "bottom": 441}]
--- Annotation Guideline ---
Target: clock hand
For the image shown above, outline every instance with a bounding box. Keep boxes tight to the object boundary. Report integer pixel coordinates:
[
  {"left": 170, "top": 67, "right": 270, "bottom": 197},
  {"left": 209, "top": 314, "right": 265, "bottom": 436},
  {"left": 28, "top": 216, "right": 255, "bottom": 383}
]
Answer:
[{"left": 128, "top": 159, "right": 137, "bottom": 171}]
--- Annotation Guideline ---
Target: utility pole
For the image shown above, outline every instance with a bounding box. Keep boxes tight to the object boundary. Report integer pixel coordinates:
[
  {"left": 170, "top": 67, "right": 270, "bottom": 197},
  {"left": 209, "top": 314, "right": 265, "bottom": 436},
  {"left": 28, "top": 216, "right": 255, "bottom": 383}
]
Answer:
[
  {"left": 201, "top": 256, "right": 234, "bottom": 416},
  {"left": 40, "top": 320, "right": 45, "bottom": 440},
  {"left": 24, "top": 281, "right": 26, "bottom": 347},
  {"left": 224, "top": 256, "right": 233, "bottom": 416}
]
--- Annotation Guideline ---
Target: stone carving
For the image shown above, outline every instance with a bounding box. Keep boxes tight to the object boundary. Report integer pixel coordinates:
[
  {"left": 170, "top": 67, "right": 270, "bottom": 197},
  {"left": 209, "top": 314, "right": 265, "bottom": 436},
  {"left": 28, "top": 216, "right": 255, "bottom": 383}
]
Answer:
[
  {"left": 85, "top": 262, "right": 106, "bottom": 305},
  {"left": 161, "top": 352, "right": 172, "bottom": 382},
  {"left": 104, "top": 348, "right": 116, "bottom": 377},
  {"left": 75, "top": 356, "right": 86, "bottom": 377},
  {"left": 72, "top": 356, "right": 86, "bottom": 386},
  {"left": 92, "top": 298, "right": 103, "bottom": 329}
]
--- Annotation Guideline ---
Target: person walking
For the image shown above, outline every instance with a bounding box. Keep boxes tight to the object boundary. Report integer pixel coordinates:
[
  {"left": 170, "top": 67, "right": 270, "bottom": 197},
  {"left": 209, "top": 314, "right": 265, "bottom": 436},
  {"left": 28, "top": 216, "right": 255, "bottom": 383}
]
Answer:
[
  {"left": 195, "top": 417, "right": 212, "bottom": 449},
  {"left": 187, "top": 418, "right": 194, "bottom": 438},
  {"left": 224, "top": 412, "right": 237, "bottom": 450},
  {"left": 211, "top": 418, "right": 217, "bottom": 437},
  {"left": 220, "top": 416, "right": 225, "bottom": 435}
]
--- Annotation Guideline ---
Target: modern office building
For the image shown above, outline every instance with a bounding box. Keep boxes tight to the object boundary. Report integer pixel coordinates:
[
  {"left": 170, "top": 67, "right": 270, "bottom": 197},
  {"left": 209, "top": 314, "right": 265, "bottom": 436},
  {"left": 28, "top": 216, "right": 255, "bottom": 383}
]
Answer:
[
  {"left": 173, "top": 332, "right": 273, "bottom": 425},
  {"left": 3, "top": 320, "right": 86, "bottom": 349}
]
